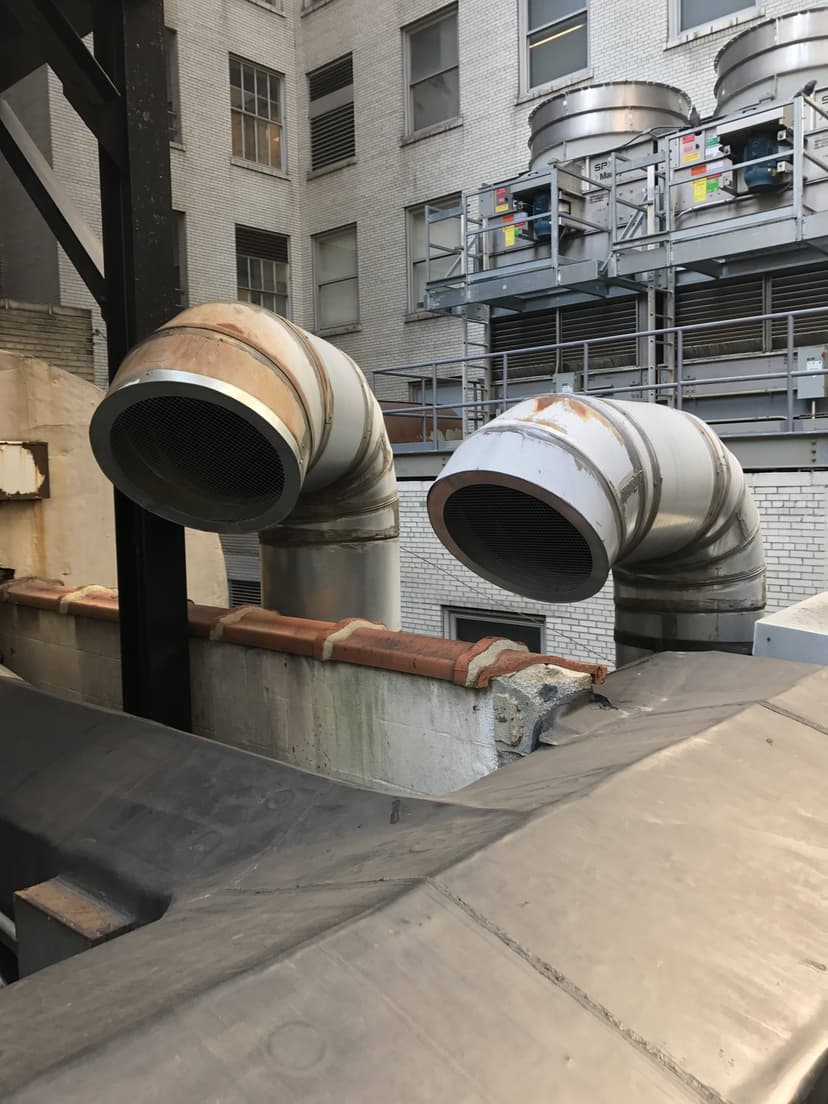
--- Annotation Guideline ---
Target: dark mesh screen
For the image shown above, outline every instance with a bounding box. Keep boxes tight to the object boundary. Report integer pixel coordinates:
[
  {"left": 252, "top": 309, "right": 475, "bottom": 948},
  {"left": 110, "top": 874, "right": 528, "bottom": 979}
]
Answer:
[
  {"left": 443, "top": 484, "right": 592, "bottom": 595},
  {"left": 109, "top": 395, "right": 285, "bottom": 524}
]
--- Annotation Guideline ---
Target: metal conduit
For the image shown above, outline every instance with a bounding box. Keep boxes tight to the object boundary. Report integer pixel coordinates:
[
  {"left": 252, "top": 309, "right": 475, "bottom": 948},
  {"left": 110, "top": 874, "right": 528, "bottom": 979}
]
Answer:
[
  {"left": 427, "top": 394, "right": 765, "bottom": 664},
  {"left": 90, "top": 303, "right": 400, "bottom": 627}
]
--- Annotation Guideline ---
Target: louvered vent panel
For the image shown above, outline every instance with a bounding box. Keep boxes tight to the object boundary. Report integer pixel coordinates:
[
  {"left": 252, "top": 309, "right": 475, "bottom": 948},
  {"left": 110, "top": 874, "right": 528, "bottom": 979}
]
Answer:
[
  {"left": 309, "top": 54, "right": 355, "bottom": 170},
  {"left": 677, "top": 277, "right": 763, "bottom": 359},
  {"left": 235, "top": 226, "right": 289, "bottom": 263},
  {"left": 559, "top": 299, "right": 637, "bottom": 371},
  {"left": 771, "top": 267, "right": 828, "bottom": 348}
]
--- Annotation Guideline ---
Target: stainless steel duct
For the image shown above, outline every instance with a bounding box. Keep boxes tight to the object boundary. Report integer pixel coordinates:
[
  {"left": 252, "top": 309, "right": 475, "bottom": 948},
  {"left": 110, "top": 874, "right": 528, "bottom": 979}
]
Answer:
[
  {"left": 715, "top": 8, "right": 828, "bottom": 113},
  {"left": 528, "top": 81, "right": 693, "bottom": 168},
  {"left": 90, "top": 302, "right": 400, "bottom": 628},
  {"left": 427, "top": 395, "right": 765, "bottom": 664}
]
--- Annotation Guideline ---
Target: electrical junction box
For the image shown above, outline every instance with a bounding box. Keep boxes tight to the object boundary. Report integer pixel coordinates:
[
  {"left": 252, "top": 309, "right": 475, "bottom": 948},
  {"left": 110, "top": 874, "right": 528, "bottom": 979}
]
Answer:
[
  {"left": 796, "top": 345, "right": 827, "bottom": 399},
  {"left": 553, "top": 373, "right": 576, "bottom": 394}
]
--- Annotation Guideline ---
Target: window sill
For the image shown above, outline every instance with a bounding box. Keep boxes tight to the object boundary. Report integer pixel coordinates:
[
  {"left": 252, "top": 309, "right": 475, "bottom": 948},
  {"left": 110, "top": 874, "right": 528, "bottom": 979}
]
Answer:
[
  {"left": 230, "top": 156, "right": 289, "bottom": 181},
  {"left": 401, "top": 116, "right": 463, "bottom": 147},
  {"left": 515, "top": 68, "right": 592, "bottom": 106},
  {"left": 316, "top": 322, "right": 362, "bottom": 337},
  {"left": 301, "top": 0, "right": 337, "bottom": 14},
  {"left": 245, "top": 0, "right": 286, "bottom": 13},
  {"left": 307, "top": 157, "right": 357, "bottom": 180},
  {"left": 404, "top": 309, "right": 448, "bottom": 323},
  {"left": 665, "top": 6, "right": 761, "bottom": 48},
  {"left": 169, "top": 140, "right": 186, "bottom": 152}
]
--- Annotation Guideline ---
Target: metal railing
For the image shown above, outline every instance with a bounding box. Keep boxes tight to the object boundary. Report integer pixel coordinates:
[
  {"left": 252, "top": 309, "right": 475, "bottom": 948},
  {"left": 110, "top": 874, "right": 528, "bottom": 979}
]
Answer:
[{"left": 372, "top": 304, "right": 828, "bottom": 451}]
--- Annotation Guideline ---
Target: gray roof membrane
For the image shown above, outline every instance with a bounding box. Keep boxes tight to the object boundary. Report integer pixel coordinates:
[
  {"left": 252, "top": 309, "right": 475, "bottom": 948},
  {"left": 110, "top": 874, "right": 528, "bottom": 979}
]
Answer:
[{"left": 0, "top": 651, "right": 826, "bottom": 1102}]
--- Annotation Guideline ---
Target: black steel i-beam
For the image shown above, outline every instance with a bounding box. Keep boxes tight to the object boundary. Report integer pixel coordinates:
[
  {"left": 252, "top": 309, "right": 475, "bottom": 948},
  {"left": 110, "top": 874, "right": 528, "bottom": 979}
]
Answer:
[{"left": 91, "top": 0, "right": 192, "bottom": 730}]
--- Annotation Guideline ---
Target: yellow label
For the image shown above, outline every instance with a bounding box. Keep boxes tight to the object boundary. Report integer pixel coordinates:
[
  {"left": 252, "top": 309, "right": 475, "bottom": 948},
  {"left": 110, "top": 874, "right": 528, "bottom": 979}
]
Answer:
[
  {"left": 503, "top": 225, "right": 516, "bottom": 247},
  {"left": 495, "top": 202, "right": 510, "bottom": 213},
  {"left": 692, "top": 179, "right": 707, "bottom": 202},
  {"left": 682, "top": 150, "right": 701, "bottom": 164}
]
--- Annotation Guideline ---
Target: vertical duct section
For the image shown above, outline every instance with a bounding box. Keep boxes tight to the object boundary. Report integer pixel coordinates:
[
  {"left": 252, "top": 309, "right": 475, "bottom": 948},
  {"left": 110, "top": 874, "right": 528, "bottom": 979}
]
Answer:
[
  {"left": 89, "top": 302, "right": 400, "bottom": 628},
  {"left": 427, "top": 395, "right": 765, "bottom": 664}
]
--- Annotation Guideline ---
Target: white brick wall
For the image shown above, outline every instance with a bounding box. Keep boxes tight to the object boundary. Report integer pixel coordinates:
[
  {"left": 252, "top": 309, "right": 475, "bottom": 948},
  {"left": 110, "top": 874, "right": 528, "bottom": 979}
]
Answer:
[{"left": 398, "top": 472, "right": 828, "bottom": 666}]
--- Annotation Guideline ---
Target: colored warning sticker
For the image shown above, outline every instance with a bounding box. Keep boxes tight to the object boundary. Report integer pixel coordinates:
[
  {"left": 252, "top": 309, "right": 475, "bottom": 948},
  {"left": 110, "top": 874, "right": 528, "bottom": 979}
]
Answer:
[
  {"left": 691, "top": 164, "right": 706, "bottom": 202},
  {"left": 682, "top": 149, "right": 701, "bottom": 163},
  {"left": 707, "top": 177, "right": 719, "bottom": 194},
  {"left": 682, "top": 133, "right": 695, "bottom": 144},
  {"left": 502, "top": 213, "right": 516, "bottom": 247},
  {"left": 495, "top": 187, "right": 510, "bottom": 214},
  {"left": 705, "top": 133, "right": 719, "bottom": 150}
]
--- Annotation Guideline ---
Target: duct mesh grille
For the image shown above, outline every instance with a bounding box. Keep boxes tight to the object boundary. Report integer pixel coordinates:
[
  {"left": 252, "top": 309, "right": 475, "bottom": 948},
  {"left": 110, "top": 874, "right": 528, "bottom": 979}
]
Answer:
[
  {"left": 110, "top": 395, "right": 285, "bottom": 525},
  {"left": 443, "top": 484, "right": 592, "bottom": 595}
]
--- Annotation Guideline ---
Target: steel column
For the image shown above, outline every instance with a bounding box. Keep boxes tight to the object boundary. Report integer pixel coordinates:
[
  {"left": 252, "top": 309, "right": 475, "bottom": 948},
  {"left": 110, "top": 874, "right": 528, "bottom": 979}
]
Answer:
[{"left": 93, "top": 0, "right": 191, "bottom": 729}]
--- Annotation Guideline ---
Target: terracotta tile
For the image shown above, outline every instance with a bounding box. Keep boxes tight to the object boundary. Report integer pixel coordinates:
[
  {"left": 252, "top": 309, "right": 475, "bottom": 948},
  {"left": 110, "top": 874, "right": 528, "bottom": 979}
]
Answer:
[{"left": 0, "top": 578, "right": 65, "bottom": 611}]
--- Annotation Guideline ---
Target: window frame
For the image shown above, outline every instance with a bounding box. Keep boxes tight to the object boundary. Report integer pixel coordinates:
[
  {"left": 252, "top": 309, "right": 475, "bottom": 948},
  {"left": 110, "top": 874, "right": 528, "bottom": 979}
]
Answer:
[
  {"left": 443, "top": 606, "right": 546, "bottom": 653},
  {"left": 403, "top": 5, "right": 460, "bottom": 137},
  {"left": 229, "top": 54, "right": 286, "bottom": 171},
  {"left": 406, "top": 195, "right": 462, "bottom": 313},
  {"left": 668, "top": 0, "right": 760, "bottom": 40},
  {"left": 312, "top": 223, "right": 360, "bottom": 332},
  {"left": 518, "top": 0, "right": 590, "bottom": 97},
  {"left": 172, "top": 210, "right": 188, "bottom": 309},
  {"left": 235, "top": 226, "right": 291, "bottom": 318}
]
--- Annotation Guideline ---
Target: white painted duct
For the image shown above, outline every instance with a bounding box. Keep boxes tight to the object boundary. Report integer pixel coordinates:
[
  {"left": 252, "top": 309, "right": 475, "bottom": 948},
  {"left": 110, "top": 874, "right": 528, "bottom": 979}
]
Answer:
[
  {"left": 427, "top": 395, "right": 765, "bottom": 664},
  {"left": 89, "top": 303, "right": 400, "bottom": 627}
]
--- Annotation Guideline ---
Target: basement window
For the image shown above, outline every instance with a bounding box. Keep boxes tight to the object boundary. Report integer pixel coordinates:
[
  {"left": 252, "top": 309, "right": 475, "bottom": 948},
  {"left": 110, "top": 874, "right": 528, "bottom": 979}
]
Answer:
[{"left": 444, "top": 606, "right": 545, "bottom": 653}]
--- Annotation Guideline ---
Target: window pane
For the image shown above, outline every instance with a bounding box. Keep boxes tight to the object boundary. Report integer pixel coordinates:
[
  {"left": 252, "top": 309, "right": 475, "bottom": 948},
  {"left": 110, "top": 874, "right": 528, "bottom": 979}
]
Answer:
[
  {"left": 317, "top": 229, "right": 357, "bottom": 281},
  {"left": 230, "top": 83, "right": 243, "bottom": 110},
  {"left": 236, "top": 254, "right": 248, "bottom": 283},
  {"left": 409, "top": 12, "right": 458, "bottom": 83},
  {"left": 410, "top": 208, "right": 426, "bottom": 263},
  {"left": 680, "top": 0, "right": 749, "bottom": 30},
  {"left": 231, "top": 111, "right": 243, "bottom": 157},
  {"left": 431, "top": 211, "right": 461, "bottom": 252},
  {"left": 319, "top": 278, "right": 358, "bottom": 328},
  {"left": 250, "top": 258, "right": 262, "bottom": 289},
  {"left": 242, "top": 65, "right": 256, "bottom": 112},
  {"left": 412, "top": 67, "right": 459, "bottom": 131},
  {"left": 412, "top": 260, "right": 427, "bottom": 308},
  {"left": 230, "top": 58, "right": 241, "bottom": 91},
  {"left": 243, "top": 113, "right": 256, "bottom": 159},
  {"left": 529, "top": 13, "right": 587, "bottom": 87},
  {"left": 256, "top": 119, "right": 271, "bottom": 164},
  {"left": 275, "top": 294, "right": 289, "bottom": 316},
  {"left": 269, "top": 124, "right": 282, "bottom": 168},
  {"left": 269, "top": 73, "right": 281, "bottom": 117},
  {"left": 528, "top": 0, "right": 584, "bottom": 31}
]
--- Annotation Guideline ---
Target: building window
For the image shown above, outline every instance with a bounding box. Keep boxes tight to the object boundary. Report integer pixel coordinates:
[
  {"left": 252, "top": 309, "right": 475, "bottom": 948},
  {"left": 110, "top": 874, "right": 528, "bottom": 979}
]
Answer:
[
  {"left": 444, "top": 607, "right": 545, "bottom": 653},
  {"left": 173, "top": 211, "right": 188, "bottom": 309},
  {"left": 308, "top": 54, "right": 355, "bottom": 171},
  {"left": 165, "top": 27, "right": 182, "bottom": 142},
  {"left": 235, "top": 225, "right": 290, "bottom": 316},
  {"left": 522, "top": 0, "right": 588, "bottom": 91},
  {"left": 407, "top": 196, "right": 461, "bottom": 311},
  {"left": 229, "top": 56, "right": 284, "bottom": 170},
  {"left": 405, "top": 7, "right": 459, "bottom": 134},
  {"left": 672, "top": 0, "right": 757, "bottom": 34},
  {"left": 313, "top": 225, "right": 359, "bottom": 330}
]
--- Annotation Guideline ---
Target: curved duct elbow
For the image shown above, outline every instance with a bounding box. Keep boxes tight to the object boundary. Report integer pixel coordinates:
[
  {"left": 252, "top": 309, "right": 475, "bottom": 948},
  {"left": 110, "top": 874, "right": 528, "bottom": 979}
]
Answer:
[
  {"left": 427, "top": 395, "right": 765, "bottom": 663},
  {"left": 89, "top": 303, "right": 400, "bottom": 628}
]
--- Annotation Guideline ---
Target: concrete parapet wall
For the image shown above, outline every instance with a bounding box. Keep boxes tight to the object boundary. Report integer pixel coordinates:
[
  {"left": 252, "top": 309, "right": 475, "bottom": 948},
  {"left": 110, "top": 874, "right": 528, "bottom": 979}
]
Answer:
[{"left": 0, "top": 579, "right": 598, "bottom": 795}]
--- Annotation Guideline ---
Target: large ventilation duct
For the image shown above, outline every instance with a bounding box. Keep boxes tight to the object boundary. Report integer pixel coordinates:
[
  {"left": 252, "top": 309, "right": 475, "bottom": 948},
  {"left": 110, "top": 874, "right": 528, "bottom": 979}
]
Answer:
[
  {"left": 89, "top": 303, "right": 400, "bottom": 628},
  {"left": 427, "top": 396, "right": 765, "bottom": 665},
  {"left": 528, "top": 81, "right": 693, "bottom": 169},
  {"left": 715, "top": 8, "right": 828, "bottom": 113}
]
